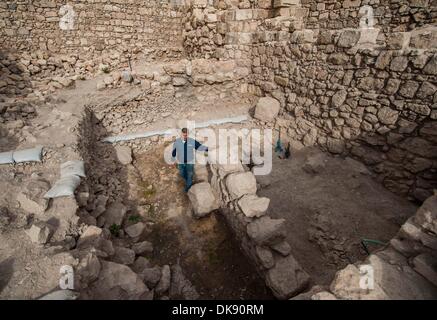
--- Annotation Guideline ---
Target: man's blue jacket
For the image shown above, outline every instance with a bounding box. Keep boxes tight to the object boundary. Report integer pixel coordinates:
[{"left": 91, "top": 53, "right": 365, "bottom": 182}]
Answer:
[{"left": 171, "top": 137, "right": 208, "bottom": 164}]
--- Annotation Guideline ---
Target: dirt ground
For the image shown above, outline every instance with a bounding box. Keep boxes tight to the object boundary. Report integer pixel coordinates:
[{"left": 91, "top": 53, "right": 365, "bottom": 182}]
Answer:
[
  {"left": 133, "top": 144, "right": 273, "bottom": 299},
  {"left": 257, "top": 147, "right": 418, "bottom": 285}
]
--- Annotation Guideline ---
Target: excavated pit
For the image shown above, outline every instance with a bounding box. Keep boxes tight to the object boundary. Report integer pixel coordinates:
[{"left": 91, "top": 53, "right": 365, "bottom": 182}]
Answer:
[
  {"left": 80, "top": 109, "right": 273, "bottom": 299},
  {"left": 81, "top": 99, "right": 420, "bottom": 298},
  {"left": 257, "top": 147, "right": 418, "bottom": 286}
]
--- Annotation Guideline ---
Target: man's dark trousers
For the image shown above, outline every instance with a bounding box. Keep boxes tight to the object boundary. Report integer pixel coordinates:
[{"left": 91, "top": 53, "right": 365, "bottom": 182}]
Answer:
[{"left": 178, "top": 163, "right": 194, "bottom": 192}]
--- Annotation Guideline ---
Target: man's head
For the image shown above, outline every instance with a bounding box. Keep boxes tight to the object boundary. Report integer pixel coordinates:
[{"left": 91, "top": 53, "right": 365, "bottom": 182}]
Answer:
[{"left": 181, "top": 128, "right": 188, "bottom": 141}]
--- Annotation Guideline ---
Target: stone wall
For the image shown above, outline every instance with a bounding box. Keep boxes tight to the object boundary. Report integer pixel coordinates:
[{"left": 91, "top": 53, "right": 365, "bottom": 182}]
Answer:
[
  {"left": 1, "top": 0, "right": 186, "bottom": 56},
  {"left": 208, "top": 160, "right": 311, "bottom": 299},
  {"left": 0, "top": 0, "right": 189, "bottom": 97},
  {"left": 182, "top": 0, "right": 437, "bottom": 201}
]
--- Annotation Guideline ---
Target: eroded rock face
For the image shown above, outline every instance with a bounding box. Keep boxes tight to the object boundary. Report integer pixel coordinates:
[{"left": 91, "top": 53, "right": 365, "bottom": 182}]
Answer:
[
  {"left": 85, "top": 261, "right": 150, "bottom": 300},
  {"left": 17, "top": 179, "right": 50, "bottom": 215},
  {"left": 155, "top": 265, "right": 171, "bottom": 295},
  {"left": 187, "top": 182, "right": 219, "bottom": 218},
  {"left": 25, "top": 221, "right": 52, "bottom": 244},
  {"left": 103, "top": 201, "right": 127, "bottom": 228},
  {"left": 238, "top": 194, "right": 270, "bottom": 218},
  {"left": 247, "top": 216, "right": 287, "bottom": 246},
  {"left": 330, "top": 255, "right": 437, "bottom": 300},
  {"left": 226, "top": 172, "right": 257, "bottom": 200},
  {"left": 254, "top": 97, "right": 280, "bottom": 122},
  {"left": 114, "top": 145, "right": 132, "bottom": 165}
]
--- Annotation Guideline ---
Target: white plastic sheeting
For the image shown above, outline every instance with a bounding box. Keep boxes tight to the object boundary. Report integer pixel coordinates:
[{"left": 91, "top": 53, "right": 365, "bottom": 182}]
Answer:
[
  {"left": 0, "top": 146, "right": 43, "bottom": 164},
  {"left": 44, "top": 175, "right": 81, "bottom": 199},
  {"left": 13, "top": 146, "right": 43, "bottom": 163},
  {"left": 44, "top": 160, "right": 86, "bottom": 199},
  {"left": 102, "top": 115, "right": 249, "bottom": 143},
  {"left": 0, "top": 151, "right": 14, "bottom": 164},
  {"left": 60, "top": 160, "right": 86, "bottom": 178}
]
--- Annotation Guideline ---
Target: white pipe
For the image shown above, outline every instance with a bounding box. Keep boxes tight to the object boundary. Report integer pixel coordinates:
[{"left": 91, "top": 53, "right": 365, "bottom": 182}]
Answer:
[{"left": 102, "top": 115, "right": 249, "bottom": 143}]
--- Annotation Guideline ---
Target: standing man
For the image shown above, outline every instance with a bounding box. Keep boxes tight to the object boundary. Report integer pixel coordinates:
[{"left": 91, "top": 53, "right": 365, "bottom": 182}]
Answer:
[{"left": 171, "top": 128, "right": 208, "bottom": 192}]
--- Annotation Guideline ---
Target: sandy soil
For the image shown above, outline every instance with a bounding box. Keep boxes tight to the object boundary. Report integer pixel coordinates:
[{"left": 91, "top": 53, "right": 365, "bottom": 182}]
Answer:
[
  {"left": 133, "top": 144, "right": 273, "bottom": 299},
  {"left": 258, "top": 147, "right": 418, "bottom": 285}
]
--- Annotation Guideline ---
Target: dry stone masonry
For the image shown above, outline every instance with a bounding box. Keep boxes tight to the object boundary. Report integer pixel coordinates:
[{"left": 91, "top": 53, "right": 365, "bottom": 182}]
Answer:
[
  {"left": 182, "top": 0, "right": 437, "bottom": 202},
  {"left": 0, "top": 0, "right": 436, "bottom": 301}
]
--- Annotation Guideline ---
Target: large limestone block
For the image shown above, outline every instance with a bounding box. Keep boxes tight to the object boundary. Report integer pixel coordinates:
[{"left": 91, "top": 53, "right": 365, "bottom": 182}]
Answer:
[
  {"left": 226, "top": 172, "right": 257, "bottom": 199},
  {"left": 246, "top": 216, "right": 286, "bottom": 245},
  {"left": 115, "top": 145, "right": 132, "bottom": 165},
  {"left": 187, "top": 182, "right": 219, "bottom": 218},
  {"left": 266, "top": 255, "right": 310, "bottom": 299},
  {"left": 87, "top": 261, "right": 150, "bottom": 299},
  {"left": 414, "top": 195, "right": 437, "bottom": 234},
  {"left": 238, "top": 194, "right": 270, "bottom": 217},
  {"left": 254, "top": 97, "right": 280, "bottom": 122},
  {"left": 330, "top": 255, "right": 437, "bottom": 300}
]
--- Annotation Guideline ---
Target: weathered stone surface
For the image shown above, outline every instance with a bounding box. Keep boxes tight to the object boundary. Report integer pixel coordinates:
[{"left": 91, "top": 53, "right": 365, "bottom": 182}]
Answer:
[
  {"left": 414, "top": 195, "right": 437, "bottom": 234},
  {"left": 337, "top": 30, "right": 360, "bottom": 48},
  {"left": 125, "top": 222, "right": 145, "bottom": 238},
  {"left": 17, "top": 179, "right": 50, "bottom": 215},
  {"left": 77, "top": 225, "right": 102, "bottom": 248},
  {"left": 87, "top": 261, "right": 149, "bottom": 299},
  {"left": 377, "top": 107, "right": 399, "bottom": 125},
  {"left": 187, "top": 182, "right": 219, "bottom": 218},
  {"left": 330, "top": 255, "right": 437, "bottom": 299},
  {"left": 226, "top": 172, "right": 257, "bottom": 199},
  {"left": 131, "top": 257, "right": 151, "bottom": 273},
  {"left": 255, "top": 246, "right": 275, "bottom": 269},
  {"left": 331, "top": 90, "right": 347, "bottom": 107},
  {"left": 121, "top": 70, "right": 133, "bottom": 83},
  {"left": 155, "top": 265, "right": 171, "bottom": 295},
  {"left": 412, "top": 253, "right": 437, "bottom": 287},
  {"left": 271, "top": 241, "right": 292, "bottom": 256},
  {"left": 114, "top": 146, "right": 132, "bottom": 165},
  {"left": 112, "top": 246, "right": 135, "bottom": 265},
  {"left": 423, "top": 55, "right": 437, "bottom": 75},
  {"left": 247, "top": 216, "right": 287, "bottom": 246},
  {"left": 76, "top": 253, "right": 101, "bottom": 288},
  {"left": 266, "top": 255, "right": 310, "bottom": 299},
  {"left": 25, "top": 222, "right": 51, "bottom": 244},
  {"left": 132, "top": 241, "right": 154, "bottom": 255},
  {"left": 254, "top": 97, "right": 280, "bottom": 122},
  {"left": 238, "top": 194, "right": 270, "bottom": 218},
  {"left": 103, "top": 201, "right": 127, "bottom": 228},
  {"left": 140, "top": 266, "right": 162, "bottom": 288}
]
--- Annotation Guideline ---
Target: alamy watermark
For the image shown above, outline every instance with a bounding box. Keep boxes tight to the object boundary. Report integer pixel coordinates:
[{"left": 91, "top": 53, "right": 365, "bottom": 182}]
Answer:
[
  {"left": 163, "top": 122, "right": 273, "bottom": 176},
  {"left": 59, "top": 265, "right": 74, "bottom": 290},
  {"left": 359, "top": 264, "right": 374, "bottom": 290}
]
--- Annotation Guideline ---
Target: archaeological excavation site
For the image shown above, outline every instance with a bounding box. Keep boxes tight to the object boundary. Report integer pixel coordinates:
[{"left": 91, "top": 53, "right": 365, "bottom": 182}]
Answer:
[{"left": 0, "top": 0, "right": 436, "bottom": 302}]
